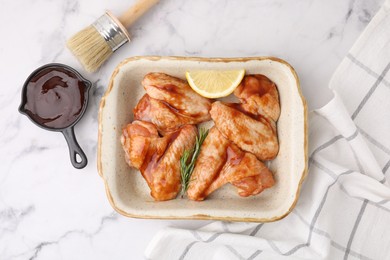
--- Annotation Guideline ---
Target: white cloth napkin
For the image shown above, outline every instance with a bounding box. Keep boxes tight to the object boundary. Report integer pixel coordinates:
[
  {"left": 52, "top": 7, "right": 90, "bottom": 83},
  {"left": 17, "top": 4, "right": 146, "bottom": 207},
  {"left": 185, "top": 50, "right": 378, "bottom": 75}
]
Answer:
[{"left": 145, "top": 1, "right": 390, "bottom": 259}]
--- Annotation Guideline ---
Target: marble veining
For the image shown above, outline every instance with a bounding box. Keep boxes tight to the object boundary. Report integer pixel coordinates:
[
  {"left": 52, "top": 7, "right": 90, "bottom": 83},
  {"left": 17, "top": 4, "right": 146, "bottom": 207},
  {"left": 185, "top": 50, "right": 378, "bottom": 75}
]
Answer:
[
  {"left": 26, "top": 212, "right": 118, "bottom": 260},
  {"left": 0, "top": 0, "right": 384, "bottom": 259}
]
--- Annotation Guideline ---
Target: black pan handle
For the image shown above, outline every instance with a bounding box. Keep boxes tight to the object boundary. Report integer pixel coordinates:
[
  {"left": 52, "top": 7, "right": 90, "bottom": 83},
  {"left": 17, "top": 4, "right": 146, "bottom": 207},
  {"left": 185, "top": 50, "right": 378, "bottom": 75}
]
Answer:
[{"left": 62, "top": 127, "right": 88, "bottom": 169}]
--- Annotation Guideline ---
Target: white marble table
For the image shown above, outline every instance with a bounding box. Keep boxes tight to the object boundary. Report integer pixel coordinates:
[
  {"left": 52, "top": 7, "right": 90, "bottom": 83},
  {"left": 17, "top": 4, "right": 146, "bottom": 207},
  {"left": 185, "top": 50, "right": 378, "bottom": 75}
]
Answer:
[{"left": 0, "top": 0, "right": 384, "bottom": 259}]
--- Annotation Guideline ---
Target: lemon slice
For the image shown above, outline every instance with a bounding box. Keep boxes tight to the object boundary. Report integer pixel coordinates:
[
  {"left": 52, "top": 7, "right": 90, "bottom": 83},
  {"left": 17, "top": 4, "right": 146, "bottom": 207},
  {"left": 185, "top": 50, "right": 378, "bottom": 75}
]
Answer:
[{"left": 186, "top": 69, "right": 245, "bottom": 98}]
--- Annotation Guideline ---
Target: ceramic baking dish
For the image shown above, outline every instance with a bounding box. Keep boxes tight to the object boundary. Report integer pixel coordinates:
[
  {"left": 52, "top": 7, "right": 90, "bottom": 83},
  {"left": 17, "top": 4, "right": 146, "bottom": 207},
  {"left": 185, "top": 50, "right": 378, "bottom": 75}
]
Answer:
[{"left": 98, "top": 56, "right": 308, "bottom": 222}]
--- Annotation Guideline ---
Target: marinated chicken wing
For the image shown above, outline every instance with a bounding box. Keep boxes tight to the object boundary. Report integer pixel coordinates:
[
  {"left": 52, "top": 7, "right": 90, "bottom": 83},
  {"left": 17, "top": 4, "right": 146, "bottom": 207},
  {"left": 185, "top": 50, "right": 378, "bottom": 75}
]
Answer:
[
  {"left": 234, "top": 74, "right": 280, "bottom": 122},
  {"left": 121, "top": 120, "right": 161, "bottom": 171},
  {"left": 210, "top": 101, "right": 279, "bottom": 161},
  {"left": 206, "top": 145, "right": 272, "bottom": 197},
  {"left": 134, "top": 94, "right": 208, "bottom": 135},
  {"left": 143, "top": 73, "right": 211, "bottom": 120},
  {"left": 231, "top": 169, "right": 275, "bottom": 197},
  {"left": 187, "top": 127, "right": 230, "bottom": 200},
  {"left": 121, "top": 121, "right": 197, "bottom": 201},
  {"left": 187, "top": 127, "right": 274, "bottom": 201},
  {"left": 134, "top": 73, "right": 211, "bottom": 134}
]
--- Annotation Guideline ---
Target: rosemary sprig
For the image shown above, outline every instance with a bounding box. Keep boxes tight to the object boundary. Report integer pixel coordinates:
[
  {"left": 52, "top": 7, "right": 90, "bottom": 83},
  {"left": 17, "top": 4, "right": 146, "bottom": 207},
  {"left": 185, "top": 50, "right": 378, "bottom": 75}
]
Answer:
[{"left": 180, "top": 128, "right": 209, "bottom": 197}]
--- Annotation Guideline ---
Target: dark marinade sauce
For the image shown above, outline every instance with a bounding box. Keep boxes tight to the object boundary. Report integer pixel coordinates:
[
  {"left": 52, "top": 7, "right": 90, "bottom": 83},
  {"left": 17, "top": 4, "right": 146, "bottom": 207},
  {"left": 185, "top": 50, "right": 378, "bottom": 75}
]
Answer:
[{"left": 23, "top": 67, "right": 86, "bottom": 129}]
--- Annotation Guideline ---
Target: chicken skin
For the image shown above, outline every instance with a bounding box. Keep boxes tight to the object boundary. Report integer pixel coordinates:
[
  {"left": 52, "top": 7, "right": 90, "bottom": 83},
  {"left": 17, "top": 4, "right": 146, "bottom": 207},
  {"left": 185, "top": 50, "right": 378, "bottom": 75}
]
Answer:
[
  {"left": 187, "top": 127, "right": 230, "bottom": 200},
  {"left": 134, "top": 94, "right": 206, "bottom": 135},
  {"left": 134, "top": 73, "right": 211, "bottom": 134},
  {"left": 187, "top": 127, "right": 275, "bottom": 201},
  {"left": 210, "top": 101, "right": 279, "bottom": 161},
  {"left": 142, "top": 73, "right": 211, "bottom": 120},
  {"left": 121, "top": 121, "right": 197, "bottom": 201},
  {"left": 234, "top": 74, "right": 280, "bottom": 122},
  {"left": 231, "top": 169, "right": 275, "bottom": 197}
]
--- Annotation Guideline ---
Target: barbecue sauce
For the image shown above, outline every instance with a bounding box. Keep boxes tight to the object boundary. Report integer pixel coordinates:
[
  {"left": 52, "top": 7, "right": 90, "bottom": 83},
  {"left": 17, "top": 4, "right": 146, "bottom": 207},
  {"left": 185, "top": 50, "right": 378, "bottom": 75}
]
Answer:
[{"left": 22, "top": 67, "right": 87, "bottom": 129}]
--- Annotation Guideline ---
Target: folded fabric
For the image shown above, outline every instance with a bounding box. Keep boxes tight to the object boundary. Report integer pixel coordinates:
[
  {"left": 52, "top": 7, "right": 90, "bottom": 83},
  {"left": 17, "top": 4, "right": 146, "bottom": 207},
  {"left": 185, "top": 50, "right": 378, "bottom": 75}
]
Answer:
[{"left": 145, "top": 1, "right": 390, "bottom": 259}]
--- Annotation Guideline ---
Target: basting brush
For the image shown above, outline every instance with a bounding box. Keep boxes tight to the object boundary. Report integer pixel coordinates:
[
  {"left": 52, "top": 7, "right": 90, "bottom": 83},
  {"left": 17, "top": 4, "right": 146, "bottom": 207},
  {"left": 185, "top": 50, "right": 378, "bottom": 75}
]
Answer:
[{"left": 67, "top": 0, "right": 159, "bottom": 72}]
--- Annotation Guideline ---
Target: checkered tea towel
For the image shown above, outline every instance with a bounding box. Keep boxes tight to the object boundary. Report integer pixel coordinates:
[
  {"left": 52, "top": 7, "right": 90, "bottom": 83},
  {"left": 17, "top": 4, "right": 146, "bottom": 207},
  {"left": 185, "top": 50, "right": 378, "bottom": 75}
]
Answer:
[{"left": 145, "top": 1, "right": 390, "bottom": 259}]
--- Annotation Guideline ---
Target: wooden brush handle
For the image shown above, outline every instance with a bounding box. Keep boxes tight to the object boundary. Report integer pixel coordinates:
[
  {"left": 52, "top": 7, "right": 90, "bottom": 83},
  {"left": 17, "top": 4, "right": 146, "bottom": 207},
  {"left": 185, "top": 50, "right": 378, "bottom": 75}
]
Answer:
[{"left": 118, "top": 0, "right": 159, "bottom": 28}]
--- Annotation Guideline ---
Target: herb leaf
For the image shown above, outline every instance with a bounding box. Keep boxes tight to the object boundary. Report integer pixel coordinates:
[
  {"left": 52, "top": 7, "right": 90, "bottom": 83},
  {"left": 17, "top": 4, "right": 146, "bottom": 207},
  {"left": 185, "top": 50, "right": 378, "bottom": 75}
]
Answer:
[{"left": 180, "top": 128, "right": 209, "bottom": 197}]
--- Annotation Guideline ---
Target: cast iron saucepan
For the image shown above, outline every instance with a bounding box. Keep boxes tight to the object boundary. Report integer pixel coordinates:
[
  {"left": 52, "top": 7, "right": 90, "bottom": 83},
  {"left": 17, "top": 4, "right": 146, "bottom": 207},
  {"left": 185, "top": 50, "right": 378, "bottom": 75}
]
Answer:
[{"left": 19, "top": 63, "right": 91, "bottom": 169}]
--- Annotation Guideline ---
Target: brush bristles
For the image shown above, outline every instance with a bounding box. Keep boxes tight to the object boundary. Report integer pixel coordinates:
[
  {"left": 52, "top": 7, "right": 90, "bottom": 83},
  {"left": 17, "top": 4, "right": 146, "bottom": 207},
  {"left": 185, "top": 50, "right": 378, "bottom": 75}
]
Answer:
[{"left": 67, "top": 25, "right": 113, "bottom": 72}]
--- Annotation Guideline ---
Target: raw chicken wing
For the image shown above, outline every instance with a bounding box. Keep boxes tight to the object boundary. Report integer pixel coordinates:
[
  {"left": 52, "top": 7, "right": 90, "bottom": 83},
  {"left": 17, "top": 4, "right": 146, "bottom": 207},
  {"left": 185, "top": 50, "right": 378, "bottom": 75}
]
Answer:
[
  {"left": 143, "top": 72, "right": 211, "bottom": 120},
  {"left": 134, "top": 94, "right": 206, "bottom": 134},
  {"left": 121, "top": 121, "right": 197, "bottom": 201},
  {"left": 187, "top": 127, "right": 274, "bottom": 201},
  {"left": 134, "top": 73, "right": 211, "bottom": 133},
  {"left": 187, "top": 127, "right": 230, "bottom": 200},
  {"left": 234, "top": 74, "right": 280, "bottom": 122},
  {"left": 231, "top": 169, "right": 275, "bottom": 197},
  {"left": 210, "top": 101, "right": 278, "bottom": 161}
]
